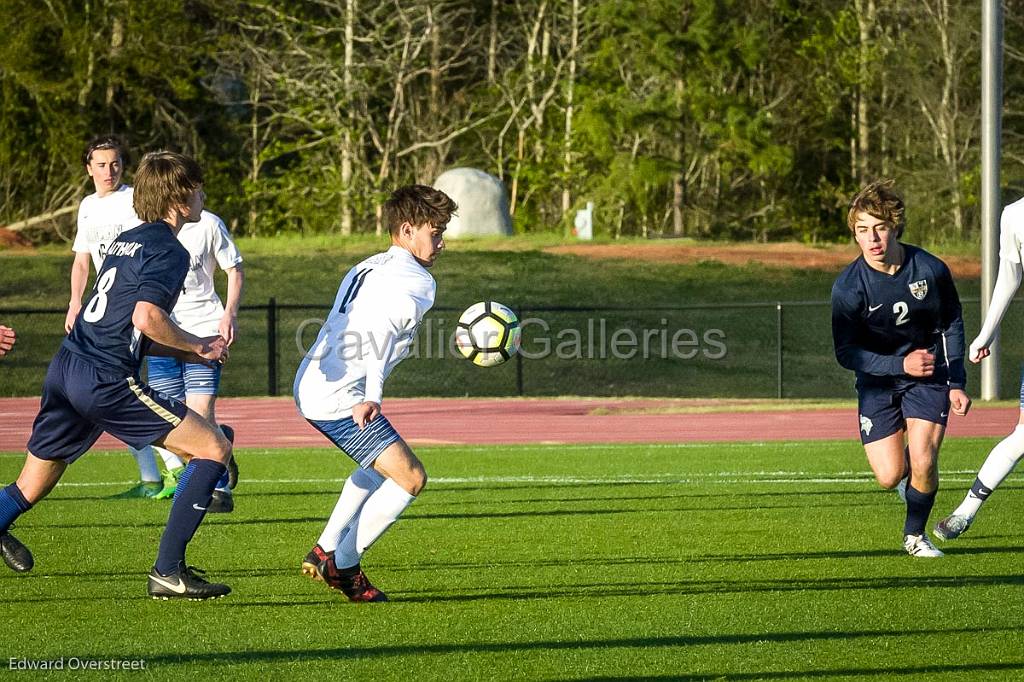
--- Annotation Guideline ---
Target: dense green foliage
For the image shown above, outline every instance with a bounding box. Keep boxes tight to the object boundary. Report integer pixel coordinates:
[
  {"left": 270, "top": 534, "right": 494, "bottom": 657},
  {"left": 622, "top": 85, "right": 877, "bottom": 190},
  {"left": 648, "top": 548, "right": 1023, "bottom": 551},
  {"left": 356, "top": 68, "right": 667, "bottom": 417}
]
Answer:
[
  {"left": 1, "top": 440, "right": 1022, "bottom": 678},
  {"left": 2, "top": 1, "right": 1024, "bottom": 243}
]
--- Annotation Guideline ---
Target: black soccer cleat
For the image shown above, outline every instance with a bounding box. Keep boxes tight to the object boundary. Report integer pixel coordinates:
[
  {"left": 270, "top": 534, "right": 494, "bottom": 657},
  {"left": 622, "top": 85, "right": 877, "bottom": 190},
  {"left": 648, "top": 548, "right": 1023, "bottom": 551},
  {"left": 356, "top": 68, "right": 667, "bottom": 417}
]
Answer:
[
  {"left": 0, "top": 529, "right": 33, "bottom": 573},
  {"left": 220, "top": 425, "right": 239, "bottom": 489},
  {"left": 207, "top": 488, "right": 234, "bottom": 514},
  {"left": 301, "top": 544, "right": 330, "bottom": 581},
  {"left": 148, "top": 562, "right": 231, "bottom": 600}
]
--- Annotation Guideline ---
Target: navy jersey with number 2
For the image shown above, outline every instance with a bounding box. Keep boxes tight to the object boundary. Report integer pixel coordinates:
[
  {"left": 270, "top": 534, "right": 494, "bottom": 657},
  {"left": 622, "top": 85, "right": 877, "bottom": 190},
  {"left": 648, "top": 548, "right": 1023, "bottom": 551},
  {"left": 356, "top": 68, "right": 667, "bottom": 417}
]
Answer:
[
  {"left": 63, "top": 221, "right": 189, "bottom": 376},
  {"left": 831, "top": 244, "right": 966, "bottom": 389}
]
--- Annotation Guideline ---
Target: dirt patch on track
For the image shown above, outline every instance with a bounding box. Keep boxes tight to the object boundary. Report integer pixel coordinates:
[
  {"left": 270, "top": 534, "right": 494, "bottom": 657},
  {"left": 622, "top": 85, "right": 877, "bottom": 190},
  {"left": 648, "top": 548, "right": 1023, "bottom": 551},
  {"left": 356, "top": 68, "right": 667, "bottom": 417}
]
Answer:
[{"left": 545, "top": 243, "right": 981, "bottom": 278}]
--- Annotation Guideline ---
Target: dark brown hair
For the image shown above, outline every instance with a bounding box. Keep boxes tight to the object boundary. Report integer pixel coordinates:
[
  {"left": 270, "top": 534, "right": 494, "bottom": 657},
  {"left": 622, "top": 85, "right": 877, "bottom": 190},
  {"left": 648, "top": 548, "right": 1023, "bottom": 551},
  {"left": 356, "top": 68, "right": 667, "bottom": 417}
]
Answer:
[
  {"left": 133, "top": 151, "right": 204, "bottom": 223},
  {"left": 382, "top": 185, "right": 457, "bottom": 237},
  {"left": 83, "top": 135, "right": 127, "bottom": 167},
  {"left": 847, "top": 179, "right": 906, "bottom": 238}
]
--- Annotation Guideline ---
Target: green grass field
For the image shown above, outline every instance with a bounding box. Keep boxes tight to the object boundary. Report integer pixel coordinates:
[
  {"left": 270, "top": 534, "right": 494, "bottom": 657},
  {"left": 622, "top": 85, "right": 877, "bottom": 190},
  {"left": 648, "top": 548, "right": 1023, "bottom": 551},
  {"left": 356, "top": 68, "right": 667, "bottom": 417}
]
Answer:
[{"left": 2, "top": 439, "right": 1022, "bottom": 680}]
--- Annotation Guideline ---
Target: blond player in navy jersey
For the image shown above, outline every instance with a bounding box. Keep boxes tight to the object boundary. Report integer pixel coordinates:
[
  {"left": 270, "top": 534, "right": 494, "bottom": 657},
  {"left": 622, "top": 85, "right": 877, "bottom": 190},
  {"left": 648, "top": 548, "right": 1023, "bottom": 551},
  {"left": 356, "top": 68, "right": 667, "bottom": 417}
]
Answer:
[
  {"left": 294, "top": 185, "right": 455, "bottom": 602},
  {"left": 67, "top": 136, "right": 163, "bottom": 499},
  {"left": 831, "top": 180, "right": 971, "bottom": 558}
]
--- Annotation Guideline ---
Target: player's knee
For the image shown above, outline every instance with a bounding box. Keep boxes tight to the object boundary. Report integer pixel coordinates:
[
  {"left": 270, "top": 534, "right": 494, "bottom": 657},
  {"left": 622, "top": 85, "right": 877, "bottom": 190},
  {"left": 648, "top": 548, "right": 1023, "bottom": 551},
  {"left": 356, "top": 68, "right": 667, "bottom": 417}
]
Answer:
[
  {"left": 193, "top": 434, "right": 231, "bottom": 464},
  {"left": 407, "top": 465, "right": 427, "bottom": 496},
  {"left": 875, "top": 471, "right": 903, "bottom": 489}
]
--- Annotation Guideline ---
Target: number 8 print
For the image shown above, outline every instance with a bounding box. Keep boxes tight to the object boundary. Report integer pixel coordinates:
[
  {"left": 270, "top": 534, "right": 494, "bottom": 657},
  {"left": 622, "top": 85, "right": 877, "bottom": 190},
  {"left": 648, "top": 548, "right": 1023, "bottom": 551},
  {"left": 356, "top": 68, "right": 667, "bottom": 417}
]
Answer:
[{"left": 82, "top": 267, "right": 118, "bottom": 323}]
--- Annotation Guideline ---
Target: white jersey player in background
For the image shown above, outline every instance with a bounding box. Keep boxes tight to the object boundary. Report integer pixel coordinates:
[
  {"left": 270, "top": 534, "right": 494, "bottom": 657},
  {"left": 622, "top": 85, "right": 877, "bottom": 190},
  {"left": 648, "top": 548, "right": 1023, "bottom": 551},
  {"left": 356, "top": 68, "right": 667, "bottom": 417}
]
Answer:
[
  {"left": 935, "top": 196, "right": 1024, "bottom": 540},
  {"left": 294, "top": 184, "right": 455, "bottom": 602},
  {"left": 66, "top": 135, "right": 161, "bottom": 498},
  {"left": 147, "top": 209, "right": 244, "bottom": 512}
]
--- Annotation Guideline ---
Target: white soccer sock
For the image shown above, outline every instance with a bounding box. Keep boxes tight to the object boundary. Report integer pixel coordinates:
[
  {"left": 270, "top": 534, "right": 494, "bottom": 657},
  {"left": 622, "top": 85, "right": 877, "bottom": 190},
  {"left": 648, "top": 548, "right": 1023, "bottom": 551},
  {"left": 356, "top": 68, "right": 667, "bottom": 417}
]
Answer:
[
  {"left": 954, "top": 424, "right": 1024, "bottom": 518},
  {"left": 335, "top": 478, "right": 415, "bottom": 569},
  {"left": 153, "top": 445, "right": 185, "bottom": 472},
  {"left": 317, "top": 467, "right": 385, "bottom": 553},
  {"left": 129, "top": 445, "right": 161, "bottom": 483}
]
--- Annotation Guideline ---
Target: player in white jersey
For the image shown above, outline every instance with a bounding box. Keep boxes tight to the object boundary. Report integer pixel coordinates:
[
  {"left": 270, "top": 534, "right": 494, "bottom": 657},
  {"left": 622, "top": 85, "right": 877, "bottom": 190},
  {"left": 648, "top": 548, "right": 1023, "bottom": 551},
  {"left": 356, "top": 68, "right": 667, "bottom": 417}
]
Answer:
[
  {"left": 147, "top": 210, "right": 244, "bottom": 511},
  {"left": 935, "top": 196, "right": 1024, "bottom": 540},
  {"left": 66, "top": 136, "right": 161, "bottom": 498},
  {"left": 294, "top": 184, "right": 455, "bottom": 602}
]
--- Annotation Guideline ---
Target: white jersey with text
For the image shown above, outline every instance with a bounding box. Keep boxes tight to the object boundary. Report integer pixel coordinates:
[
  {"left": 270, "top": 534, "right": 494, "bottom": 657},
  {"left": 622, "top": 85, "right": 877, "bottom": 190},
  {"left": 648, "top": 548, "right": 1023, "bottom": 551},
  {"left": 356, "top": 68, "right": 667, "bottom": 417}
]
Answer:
[
  {"left": 72, "top": 185, "right": 143, "bottom": 270},
  {"left": 169, "top": 210, "right": 244, "bottom": 337},
  {"left": 999, "top": 196, "right": 1024, "bottom": 263},
  {"left": 294, "top": 245, "right": 436, "bottom": 420}
]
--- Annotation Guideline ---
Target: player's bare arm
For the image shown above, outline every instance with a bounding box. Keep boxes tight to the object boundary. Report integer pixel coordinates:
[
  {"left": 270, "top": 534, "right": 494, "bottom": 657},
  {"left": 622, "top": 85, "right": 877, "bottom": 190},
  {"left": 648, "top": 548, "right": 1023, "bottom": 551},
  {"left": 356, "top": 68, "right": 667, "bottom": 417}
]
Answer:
[
  {"left": 132, "top": 301, "right": 228, "bottom": 363},
  {"left": 218, "top": 264, "right": 244, "bottom": 346},
  {"left": 903, "top": 349, "right": 935, "bottom": 378},
  {"left": 65, "top": 251, "right": 92, "bottom": 333}
]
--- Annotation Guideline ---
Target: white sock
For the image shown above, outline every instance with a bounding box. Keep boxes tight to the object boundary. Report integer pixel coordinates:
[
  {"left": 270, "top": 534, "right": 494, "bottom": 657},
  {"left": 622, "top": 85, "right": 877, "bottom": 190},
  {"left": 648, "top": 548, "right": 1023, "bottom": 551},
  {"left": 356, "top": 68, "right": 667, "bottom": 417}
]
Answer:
[
  {"left": 154, "top": 446, "right": 185, "bottom": 472},
  {"left": 129, "top": 445, "right": 161, "bottom": 483},
  {"left": 954, "top": 424, "right": 1024, "bottom": 518},
  {"left": 317, "top": 468, "right": 385, "bottom": 553},
  {"left": 335, "top": 478, "right": 415, "bottom": 569}
]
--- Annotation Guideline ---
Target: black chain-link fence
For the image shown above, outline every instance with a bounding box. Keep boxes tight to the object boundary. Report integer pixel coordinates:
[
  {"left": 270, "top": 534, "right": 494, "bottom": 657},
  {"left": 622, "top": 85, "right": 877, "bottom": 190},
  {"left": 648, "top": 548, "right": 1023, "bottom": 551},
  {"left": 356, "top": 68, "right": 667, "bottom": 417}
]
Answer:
[{"left": 0, "top": 298, "right": 1012, "bottom": 399}]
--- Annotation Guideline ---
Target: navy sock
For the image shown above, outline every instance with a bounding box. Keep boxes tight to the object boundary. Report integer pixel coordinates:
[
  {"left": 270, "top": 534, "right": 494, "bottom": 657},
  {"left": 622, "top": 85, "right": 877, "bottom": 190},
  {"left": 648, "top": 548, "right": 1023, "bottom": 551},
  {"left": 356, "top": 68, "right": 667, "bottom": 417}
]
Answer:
[
  {"left": 903, "top": 484, "right": 937, "bottom": 536},
  {"left": 0, "top": 483, "right": 32, "bottom": 535},
  {"left": 968, "top": 477, "right": 994, "bottom": 500},
  {"left": 155, "top": 459, "right": 226, "bottom": 575},
  {"left": 215, "top": 469, "right": 229, "bottom": 490}
]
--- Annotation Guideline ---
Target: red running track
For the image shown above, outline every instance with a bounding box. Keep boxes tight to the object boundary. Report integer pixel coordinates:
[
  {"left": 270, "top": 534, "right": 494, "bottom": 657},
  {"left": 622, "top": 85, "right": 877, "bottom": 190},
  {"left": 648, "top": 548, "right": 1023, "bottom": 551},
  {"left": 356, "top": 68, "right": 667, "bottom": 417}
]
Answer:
[{"left": 0, "top": 397, "right": 1019, "bottom": 451}]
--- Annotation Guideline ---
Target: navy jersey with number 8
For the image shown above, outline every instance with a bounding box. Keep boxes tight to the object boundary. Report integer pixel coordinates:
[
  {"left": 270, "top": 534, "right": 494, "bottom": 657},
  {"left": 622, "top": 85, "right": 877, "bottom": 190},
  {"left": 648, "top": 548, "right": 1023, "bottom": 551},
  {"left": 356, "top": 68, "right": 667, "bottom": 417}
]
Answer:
[{"left": 63, "top": 221, "right": 189, "bottom": 376}]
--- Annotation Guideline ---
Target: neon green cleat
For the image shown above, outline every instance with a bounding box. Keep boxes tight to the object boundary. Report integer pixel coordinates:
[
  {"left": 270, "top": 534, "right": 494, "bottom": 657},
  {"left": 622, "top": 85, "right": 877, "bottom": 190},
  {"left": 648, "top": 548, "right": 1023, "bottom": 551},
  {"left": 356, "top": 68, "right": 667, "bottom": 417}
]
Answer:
[
  {"left": 109, "top": 481, "right": 163, "bottom": 499},
  {"left": 154, "top": 467, "right": 185, "bottom": 500}
]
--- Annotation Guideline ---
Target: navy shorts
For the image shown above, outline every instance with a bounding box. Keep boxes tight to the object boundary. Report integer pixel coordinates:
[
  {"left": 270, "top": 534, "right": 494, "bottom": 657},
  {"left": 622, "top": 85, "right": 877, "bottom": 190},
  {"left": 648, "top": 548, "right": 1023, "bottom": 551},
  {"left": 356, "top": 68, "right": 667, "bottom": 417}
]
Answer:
[
  {"left": 26, "top": 347, "right": 189, "bottom": 462},
  {"left": 307, "top": 415, "right": 402, "bottom": 468},
  {"left": 856, "top": 380, "right": 950, "bottom": 445},
  {"left": 146, "top": 355, "right": 222, "bottom": 399}
]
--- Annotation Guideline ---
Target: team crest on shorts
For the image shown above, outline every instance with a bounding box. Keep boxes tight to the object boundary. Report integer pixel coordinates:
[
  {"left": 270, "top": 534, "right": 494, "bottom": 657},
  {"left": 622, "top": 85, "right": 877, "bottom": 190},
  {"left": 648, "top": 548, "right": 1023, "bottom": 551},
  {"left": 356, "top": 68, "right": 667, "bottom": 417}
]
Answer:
[
  {"left": 859, "top": 415, "right": 873, "bottom": 435},
  {"left": 909, "top": 279, "right": 928, "bottom": 300}
]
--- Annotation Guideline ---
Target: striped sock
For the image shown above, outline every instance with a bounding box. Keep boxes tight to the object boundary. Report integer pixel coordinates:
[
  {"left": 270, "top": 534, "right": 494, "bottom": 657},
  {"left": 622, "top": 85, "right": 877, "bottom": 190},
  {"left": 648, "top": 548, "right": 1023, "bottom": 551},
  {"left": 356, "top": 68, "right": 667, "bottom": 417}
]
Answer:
[{"left": 155, "top": 459, "right": 225, "bottom": 575}]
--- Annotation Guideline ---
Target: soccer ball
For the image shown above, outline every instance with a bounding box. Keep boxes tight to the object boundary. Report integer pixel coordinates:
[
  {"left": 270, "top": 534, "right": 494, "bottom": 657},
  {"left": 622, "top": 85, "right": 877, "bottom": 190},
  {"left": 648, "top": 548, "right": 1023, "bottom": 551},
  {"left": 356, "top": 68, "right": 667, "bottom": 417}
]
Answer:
[{"left": 455, "top": 301, "right": 521, "bottom": 367}]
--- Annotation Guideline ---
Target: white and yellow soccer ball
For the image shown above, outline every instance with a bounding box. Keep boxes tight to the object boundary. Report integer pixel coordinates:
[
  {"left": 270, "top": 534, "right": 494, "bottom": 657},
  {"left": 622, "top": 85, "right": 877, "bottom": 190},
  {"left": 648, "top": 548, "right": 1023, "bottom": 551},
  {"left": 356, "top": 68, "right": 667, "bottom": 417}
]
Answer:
[{"left": 455, "top": 301, "right": 521, "bottom": 367}]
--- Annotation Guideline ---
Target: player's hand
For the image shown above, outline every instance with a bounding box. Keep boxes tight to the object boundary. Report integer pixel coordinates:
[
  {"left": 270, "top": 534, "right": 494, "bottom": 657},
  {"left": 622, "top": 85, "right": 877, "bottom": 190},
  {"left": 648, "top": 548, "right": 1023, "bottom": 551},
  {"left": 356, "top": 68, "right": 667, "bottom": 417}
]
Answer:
[
  {"left": 0, "top": 325, "right": 15, "bottom": 357},
  {"left": 218, "top": 314, "right": 238, "bottom": 347},
  {"left": 64, "top": 302, "right": 81, "bottom": 334},
  {"left": 949, "top": 389, "right": 972, "bottom": 417},
  {"left": 968, "top": 340, "right": 990, "bottom": 364},
  {"left": 196, "top": 335, "right": 229, "bottom": 365},
  {"left": 903, "top": 349, "right": 935, "bottom": 377},
  {"left": 352, "top": 401, "right": 380, "bottom": 430}
]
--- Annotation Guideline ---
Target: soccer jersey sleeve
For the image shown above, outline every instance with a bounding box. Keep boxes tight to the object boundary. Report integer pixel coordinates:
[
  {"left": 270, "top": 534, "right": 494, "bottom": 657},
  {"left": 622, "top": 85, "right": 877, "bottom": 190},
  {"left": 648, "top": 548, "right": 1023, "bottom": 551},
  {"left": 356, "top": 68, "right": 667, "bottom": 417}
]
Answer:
[
  {"left": 72, "top": 199, "right": 89, "bottom": 254},
  {"left": 831, "top": 281, "right": 905, "bottom": 378},
  {"left": 137, "top": 246, "right": 188, "bottom": 310},
  {"left": 998, "top": 202, "right": 1024, "bottom": 263},
  {"left": 935, "top": 261, "right": 967, "bottom": 389},
  {"left": 362, "top": 296, "right": 419, "bottom": 405},
  {"left": 210, "top": 214, "right": 243, "bottom": 270}
]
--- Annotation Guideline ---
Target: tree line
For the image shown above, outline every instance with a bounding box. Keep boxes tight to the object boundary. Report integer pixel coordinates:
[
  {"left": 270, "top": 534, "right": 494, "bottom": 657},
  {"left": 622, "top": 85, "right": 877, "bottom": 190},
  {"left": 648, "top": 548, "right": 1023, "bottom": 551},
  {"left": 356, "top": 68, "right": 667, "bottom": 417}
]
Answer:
[{"left": 2, "top": 0, "right": 1023, "bottom": 242}]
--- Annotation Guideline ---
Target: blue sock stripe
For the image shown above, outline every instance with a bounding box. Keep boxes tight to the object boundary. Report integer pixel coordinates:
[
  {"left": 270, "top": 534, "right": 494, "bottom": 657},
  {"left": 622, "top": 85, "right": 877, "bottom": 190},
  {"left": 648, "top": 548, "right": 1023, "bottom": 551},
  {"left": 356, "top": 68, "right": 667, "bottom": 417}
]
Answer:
[{"left": 176, "top": 461, "right": 198, "bottom": 492}]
